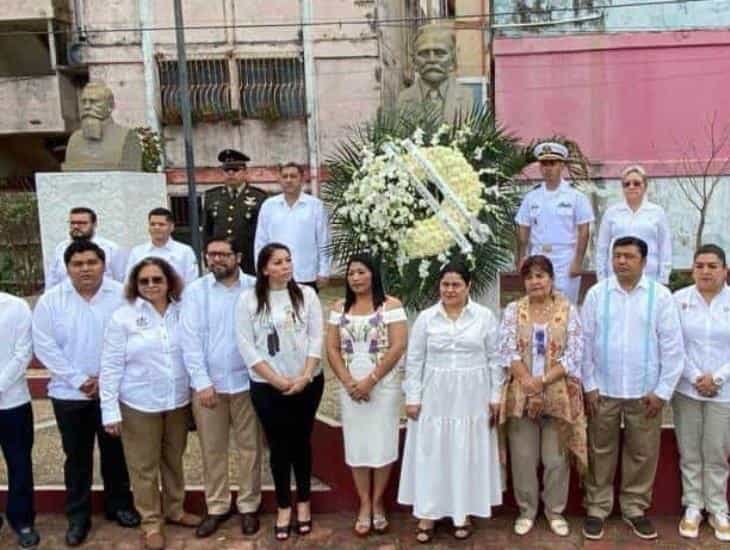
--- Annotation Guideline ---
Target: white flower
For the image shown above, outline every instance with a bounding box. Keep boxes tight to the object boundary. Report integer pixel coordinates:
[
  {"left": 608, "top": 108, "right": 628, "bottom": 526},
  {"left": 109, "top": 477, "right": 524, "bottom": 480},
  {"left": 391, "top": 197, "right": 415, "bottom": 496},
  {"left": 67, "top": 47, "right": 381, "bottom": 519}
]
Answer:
[{"left": 418, "top": 259, "right": 431, "bottom": 279}]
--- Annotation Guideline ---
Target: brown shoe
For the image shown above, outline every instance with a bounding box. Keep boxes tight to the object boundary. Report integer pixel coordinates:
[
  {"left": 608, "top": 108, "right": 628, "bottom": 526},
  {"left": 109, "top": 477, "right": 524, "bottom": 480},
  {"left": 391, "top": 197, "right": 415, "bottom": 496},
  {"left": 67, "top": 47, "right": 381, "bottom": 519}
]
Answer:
[
  {"left": 144, "top": 532, "right": 165, "bottom": 550},
  {"left": 166, "top": 512, "right": 202, "bottom": 528},
  {"left": 240, "top": 512, "right": 260, "bottom": 535}
]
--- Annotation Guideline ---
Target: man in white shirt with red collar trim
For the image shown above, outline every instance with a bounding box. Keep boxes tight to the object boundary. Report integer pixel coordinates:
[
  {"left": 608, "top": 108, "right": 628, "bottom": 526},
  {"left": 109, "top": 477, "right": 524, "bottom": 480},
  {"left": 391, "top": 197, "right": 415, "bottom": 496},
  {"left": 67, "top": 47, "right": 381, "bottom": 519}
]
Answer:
[
  {"left": 515, "top": 142, "right": 594, "bottom": 303},
  {"left": 0, "top": 292, "right": 40, "bottom": 548},
  {"left": 33, "top": 239, "right": 139, "bottom": 546},
  {"left": 125, "top": 207, "right": 199, "bottom": 286},
  {"left": 254, "top": 162, "right": 331, "bottom": 291},
  {"left": 580, "top": 235, "right": 684, "bottom": 542}
]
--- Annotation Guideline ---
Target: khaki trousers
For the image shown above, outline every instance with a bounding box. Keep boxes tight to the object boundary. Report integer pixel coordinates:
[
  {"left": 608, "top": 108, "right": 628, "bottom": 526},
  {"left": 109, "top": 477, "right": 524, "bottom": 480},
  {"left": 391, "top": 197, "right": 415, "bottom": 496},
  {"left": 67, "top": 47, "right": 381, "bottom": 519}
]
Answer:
[
  {"left": 673, "top": 392, "right": 730, "bottom": 516},
  {"left": 192, "top": 390, "right": 263, "bottom": 515},
  {"left": 508, "top": 416, "right": 570, "bottom": 520},
  {"left": 584, "top": 397, "right": 662, "bottom": 519},
  {"left": 120, "top": 403, "right": 190, "bottom": 535}
]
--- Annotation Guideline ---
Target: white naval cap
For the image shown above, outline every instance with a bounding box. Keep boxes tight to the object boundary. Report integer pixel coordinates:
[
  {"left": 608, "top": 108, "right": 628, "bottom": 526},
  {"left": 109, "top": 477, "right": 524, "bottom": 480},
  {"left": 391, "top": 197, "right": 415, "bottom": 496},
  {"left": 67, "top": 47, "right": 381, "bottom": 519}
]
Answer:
[{"left": 533, "top": 141, "right": 568, "bottom": 161}]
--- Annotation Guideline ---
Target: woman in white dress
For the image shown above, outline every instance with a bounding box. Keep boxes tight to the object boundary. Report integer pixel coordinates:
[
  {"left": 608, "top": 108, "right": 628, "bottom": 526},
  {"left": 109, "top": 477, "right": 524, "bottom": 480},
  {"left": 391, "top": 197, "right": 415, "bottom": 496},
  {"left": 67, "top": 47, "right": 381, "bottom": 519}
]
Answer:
[
  {"left": 326, "top": 254, "right": 407, "bottom": 537},
  {"left": 596, "top": 164, "right": 672, "bottom": 284},
  {"left": 398, "top": 263, "right": 503, "bottom": 543}
]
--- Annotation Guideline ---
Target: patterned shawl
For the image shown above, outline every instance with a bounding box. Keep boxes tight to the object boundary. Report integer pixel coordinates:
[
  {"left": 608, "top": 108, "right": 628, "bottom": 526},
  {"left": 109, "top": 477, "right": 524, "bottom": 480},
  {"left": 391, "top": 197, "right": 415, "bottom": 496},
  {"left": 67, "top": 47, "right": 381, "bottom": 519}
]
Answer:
[{"left": 499, "top": 293, "right": 588, "bottom": 476}]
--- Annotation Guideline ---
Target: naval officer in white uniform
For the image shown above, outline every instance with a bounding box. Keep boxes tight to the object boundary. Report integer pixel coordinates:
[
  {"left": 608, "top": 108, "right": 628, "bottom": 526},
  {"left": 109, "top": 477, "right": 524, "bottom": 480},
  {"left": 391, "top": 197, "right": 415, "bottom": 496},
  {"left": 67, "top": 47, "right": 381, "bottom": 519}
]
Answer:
[{"left": 515, "top": 142, "right": 595, "bottom": 303}]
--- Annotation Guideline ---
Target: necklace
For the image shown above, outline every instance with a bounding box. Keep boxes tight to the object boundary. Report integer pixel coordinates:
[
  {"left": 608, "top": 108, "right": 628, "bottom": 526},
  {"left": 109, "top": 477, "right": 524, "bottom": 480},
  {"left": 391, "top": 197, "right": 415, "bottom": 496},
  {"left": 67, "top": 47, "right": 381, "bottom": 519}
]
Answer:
[{"left": 528, "top": 296, "right": 553, "bottom": 321}]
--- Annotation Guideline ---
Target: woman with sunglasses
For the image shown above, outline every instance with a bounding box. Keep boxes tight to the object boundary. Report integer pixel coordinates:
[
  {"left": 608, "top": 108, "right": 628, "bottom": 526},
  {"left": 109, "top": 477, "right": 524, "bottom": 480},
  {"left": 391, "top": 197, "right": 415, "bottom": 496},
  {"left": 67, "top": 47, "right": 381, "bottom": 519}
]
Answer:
[
  {"left": 596, "top": 165, "right": 672, "bottom": 284},
  {"left": 100, "top": 257, "right": 200, "bottom": 550},
  {"left": 498, "top": 255, "right": 586, "bottom": 538},
  {"left": 235, "top": 242, "right": 324, "bottom": 542}
]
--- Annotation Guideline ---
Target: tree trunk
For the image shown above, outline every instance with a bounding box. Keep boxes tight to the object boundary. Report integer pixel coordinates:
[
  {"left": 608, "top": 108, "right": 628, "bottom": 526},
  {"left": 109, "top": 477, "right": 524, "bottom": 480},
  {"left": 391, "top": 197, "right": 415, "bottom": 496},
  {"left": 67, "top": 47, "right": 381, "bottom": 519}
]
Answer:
[{"left": 696, "top": 207, "right": 707, "bottom": 251}]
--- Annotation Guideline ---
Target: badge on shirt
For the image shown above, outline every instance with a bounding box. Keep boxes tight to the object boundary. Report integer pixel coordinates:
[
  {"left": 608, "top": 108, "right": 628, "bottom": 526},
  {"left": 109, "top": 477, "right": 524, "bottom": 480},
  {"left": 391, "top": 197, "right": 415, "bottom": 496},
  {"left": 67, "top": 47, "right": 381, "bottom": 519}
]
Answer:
[{"left": 136, "top": 315, "right": 150, "bottom": 328}]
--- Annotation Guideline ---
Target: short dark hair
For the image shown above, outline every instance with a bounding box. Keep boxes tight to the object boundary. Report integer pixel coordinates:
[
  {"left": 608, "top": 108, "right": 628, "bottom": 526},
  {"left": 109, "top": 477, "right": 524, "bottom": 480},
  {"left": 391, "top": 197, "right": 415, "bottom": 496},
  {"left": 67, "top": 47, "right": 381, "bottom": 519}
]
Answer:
[
  {"left": 148, "top": 207, "right": 174, "bottom": 222},
  {"left": 279, "top": 162, "right": 303, "bottom": 175},
  {"left": 438, "top": 262, "right": 472, "bottom": 285},
  {"left": 125, "top": 257, "right": 184, "bottom": 303},
  {"left": 694, "top": 243, "right": 727, "bottom": 267},
  {"left": 69, "top": 206, "right": 97, "bottom": 224},
  {"left": 63, "top": 239, "right": 106, "bottom": 266},
  {"left": 520, "top": 254, "right": 554, "bottom": 280},
  {"left": 204, "top": 235, "right": 241, "bottom": 255},
  {"left": 613, "top": 236, "right": 648, "bottom": 259}
]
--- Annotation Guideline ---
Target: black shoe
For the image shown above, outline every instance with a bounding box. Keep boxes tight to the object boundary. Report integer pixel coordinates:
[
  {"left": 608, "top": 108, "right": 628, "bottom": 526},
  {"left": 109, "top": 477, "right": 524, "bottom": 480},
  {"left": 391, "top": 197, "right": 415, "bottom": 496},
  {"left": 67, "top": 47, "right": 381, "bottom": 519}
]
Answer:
[
  {"left": 65, "top": 522, "right": 90, "bottom": 547},
  {"left": 582, "top": 515, "right": 604, "bottom": 540},
  {"left": 623, "top": 515, "right": 658, "bottom": 540},
  {"left": 195, "top": 513, "right": 231, "bottom": 538},
  {"left": 105, "top": 509, "right": 141, "bottom": 528},
  {"left": 241, "top": 512, "right": 260, "bottom": 535},
  {"left": 17, "top": 526, "right": 40, "bottom": 549}
]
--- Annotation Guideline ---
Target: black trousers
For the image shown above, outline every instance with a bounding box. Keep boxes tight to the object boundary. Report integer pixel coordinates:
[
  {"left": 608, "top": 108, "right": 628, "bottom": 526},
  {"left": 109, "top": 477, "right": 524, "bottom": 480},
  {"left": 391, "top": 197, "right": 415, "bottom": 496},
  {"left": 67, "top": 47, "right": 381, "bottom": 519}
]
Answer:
[
  {"left": 0, "top": 402, "right": 35, "bottom": 531},
  {"left": 250, "top": 374, "right": 324, "bottom": 508},
  {"left": 51, "top": 398, "right": 135, "bottom": 524}
]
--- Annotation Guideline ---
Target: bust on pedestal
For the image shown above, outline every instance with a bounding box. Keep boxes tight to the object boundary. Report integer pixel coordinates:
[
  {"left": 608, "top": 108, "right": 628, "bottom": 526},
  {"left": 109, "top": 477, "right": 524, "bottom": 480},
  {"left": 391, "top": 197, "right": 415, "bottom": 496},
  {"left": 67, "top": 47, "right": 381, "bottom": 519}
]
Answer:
[
  {"left": 396, "top": 24, "right": 475, "bottom": 123},
  {"left": 62, "top": 81, "right": 143, "bottom": 172}
]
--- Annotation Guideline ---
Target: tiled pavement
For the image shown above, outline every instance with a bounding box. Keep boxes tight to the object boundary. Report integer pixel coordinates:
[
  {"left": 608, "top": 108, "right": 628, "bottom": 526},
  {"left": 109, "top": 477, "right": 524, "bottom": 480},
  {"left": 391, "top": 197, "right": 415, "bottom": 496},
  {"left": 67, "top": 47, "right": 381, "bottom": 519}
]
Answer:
[{"left": 0, "top": 513, "right": 726, "bottom": 549}]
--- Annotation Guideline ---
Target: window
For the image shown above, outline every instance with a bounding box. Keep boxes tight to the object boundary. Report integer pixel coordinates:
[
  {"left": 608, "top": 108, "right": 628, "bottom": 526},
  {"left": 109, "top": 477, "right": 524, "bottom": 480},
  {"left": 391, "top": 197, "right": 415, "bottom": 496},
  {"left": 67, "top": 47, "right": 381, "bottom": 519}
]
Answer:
[
  {"left": 238, "top": 57, "right": 306, "bottom": 119},
  {"left": 158, "top": 59, "right": 231, "bottom": 123}
]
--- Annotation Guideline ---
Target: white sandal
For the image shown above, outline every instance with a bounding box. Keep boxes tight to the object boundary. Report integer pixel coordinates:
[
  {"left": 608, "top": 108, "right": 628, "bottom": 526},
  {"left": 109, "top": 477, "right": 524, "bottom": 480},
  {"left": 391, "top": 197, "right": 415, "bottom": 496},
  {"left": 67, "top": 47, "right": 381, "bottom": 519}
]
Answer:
[{"left": 548, "top": 516, "right": 570, "bottom": 537}]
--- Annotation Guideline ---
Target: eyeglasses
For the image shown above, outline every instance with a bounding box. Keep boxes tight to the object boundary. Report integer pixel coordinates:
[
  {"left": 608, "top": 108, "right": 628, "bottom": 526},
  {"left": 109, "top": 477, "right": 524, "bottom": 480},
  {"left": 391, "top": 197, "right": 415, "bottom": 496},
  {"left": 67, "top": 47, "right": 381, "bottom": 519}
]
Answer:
[
  {"left": 206, "top": 251, "right": 235, "bottom": 259},
  {"left": 138, "top": 276, "right": 165, "bottom": 286},
  {"left": 535, "top": 328, "right": 546, "bottom": 356},
  {"left": 622, "top": 180, "right": 643, "bottom": 188}
]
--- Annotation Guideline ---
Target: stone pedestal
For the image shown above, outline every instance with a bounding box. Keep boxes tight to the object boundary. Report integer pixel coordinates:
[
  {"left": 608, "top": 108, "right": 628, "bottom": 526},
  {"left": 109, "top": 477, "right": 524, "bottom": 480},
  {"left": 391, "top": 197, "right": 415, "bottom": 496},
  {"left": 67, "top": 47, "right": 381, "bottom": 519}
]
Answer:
[{"left": 36, "top": 172, "right": 168, "bottom": 276}]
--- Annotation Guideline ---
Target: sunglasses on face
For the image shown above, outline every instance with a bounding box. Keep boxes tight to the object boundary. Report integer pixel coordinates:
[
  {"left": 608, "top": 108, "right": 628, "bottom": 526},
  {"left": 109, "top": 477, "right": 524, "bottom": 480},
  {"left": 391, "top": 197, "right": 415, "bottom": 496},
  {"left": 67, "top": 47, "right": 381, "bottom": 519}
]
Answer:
[
  {"left": 535, "top": 328, "right": 546, "bottom": 356},
  {"left": 223, "top": 167, "right": 243, "bottom": 174},
  {"left": 622, "top": 180, "right": 643, "bottom": 188},
  {"left": 138, "top": 276, "right": 165, "bottom": 286}
]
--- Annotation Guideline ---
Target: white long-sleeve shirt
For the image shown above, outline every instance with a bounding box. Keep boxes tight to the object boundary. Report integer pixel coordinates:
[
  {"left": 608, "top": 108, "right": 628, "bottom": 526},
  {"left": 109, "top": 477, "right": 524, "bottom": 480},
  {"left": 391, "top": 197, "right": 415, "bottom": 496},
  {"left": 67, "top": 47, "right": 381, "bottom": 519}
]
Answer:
[
  {"left": 403, "top": 300, "right": 504, "bottom": 405},
  {"left": 254, "top": 193, "right": 331, "bottom": 282},
  {"left": 674, "top": 285, "right": 730, "bottom": 403},
  {"left": 0, "top": 292, "right": 32, "bottom": 410},
  {"left": 235, "top": 285, "right": 323, "bottom": 383},
  {"left": 498, "top": 300, "right": 583, "bottom": 378},
  {"left": 125, "top": 239, "right": 199, "bottom": 286},
  {"left": 596, "top": 200, "right": 672, "bottom": 284},
  {"left": 581, "top": 275, "right": 684, "bottom": 401},
  {"left": 180, "top": 271, "right": 256, "bottom": 393},
  {"left": 45, "top": 236, "right": 127, "bottom": 290},
  {"left": 100, "top": 299, "right": 190, "bottom": 424},
  {"left": 33, "top": 277, "right": 124, "bottom": 401}
]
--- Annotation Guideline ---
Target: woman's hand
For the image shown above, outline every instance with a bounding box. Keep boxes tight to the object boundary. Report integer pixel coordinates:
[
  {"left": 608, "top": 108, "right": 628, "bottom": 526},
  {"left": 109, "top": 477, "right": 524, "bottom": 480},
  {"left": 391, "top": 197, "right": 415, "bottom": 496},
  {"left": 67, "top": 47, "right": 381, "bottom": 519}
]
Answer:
[
  {"left": 520, "top": 375, "right": 543, "bottom": 396},
  {"left": 526, "top": 394, "right": 544, "bottom": 419},
  {"left": 274, "top": 375, "right": 294, "bottom": 393},
  {"left": 694, "top": 374, "right": 719, "bottom": 398},
  {"left": 351, "top": 377, "right": 375, "bottom": 402},
  {"left": 105, "top": 422, "right": 122, "bottom": 437},
  {"left": 406, "top": 404, "right": 421, "bottom": 420},
  {"left": 283, "top": 376, "right": 310, "bottom": 396}
]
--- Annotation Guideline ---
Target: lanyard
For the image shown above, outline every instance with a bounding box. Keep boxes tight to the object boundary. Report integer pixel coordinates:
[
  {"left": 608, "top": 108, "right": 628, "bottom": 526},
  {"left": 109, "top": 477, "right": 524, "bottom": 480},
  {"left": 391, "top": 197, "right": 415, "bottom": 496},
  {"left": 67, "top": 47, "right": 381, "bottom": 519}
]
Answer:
[{"left": 600, "top": 279, "right": 656, "bottom": 395}]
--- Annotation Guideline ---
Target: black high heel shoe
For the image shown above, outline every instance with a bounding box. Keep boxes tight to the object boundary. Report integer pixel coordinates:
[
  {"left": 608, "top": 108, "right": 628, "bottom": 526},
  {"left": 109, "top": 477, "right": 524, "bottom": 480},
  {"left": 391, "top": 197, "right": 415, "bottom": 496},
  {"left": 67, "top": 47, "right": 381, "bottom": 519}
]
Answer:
[
  {"left": 296, "top": 518, "right": 313, "bottom": 535},
  {"left": 274, "top": 521, "right": 292, "bottom": 542}
]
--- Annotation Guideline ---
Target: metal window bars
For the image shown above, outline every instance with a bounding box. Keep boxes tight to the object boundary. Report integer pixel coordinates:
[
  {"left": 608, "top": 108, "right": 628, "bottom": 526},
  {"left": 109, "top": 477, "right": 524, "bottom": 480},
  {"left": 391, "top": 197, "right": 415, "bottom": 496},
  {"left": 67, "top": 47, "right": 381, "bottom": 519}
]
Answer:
[
  {"left": 158, "top": 58, "right": 231, "bottom": 123},
  {"left": 238, "top": 57, "right": 305, "bottom": 120}
]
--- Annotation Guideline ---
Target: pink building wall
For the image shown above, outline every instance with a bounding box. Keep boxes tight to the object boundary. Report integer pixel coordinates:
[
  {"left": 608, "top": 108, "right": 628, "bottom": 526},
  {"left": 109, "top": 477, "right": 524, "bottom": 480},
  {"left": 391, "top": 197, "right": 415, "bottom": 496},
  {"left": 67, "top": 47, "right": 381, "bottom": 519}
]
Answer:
[{"left": 494, "top": 30, "right": 730, "bottom": 177}]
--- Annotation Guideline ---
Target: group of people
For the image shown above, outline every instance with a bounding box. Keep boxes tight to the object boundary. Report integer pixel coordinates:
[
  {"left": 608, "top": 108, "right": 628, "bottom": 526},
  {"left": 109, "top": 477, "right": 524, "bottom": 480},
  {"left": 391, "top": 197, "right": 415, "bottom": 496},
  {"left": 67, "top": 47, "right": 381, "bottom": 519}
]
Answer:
[{"left": 0, "top": 142, "right": 727, "bottom": 549}]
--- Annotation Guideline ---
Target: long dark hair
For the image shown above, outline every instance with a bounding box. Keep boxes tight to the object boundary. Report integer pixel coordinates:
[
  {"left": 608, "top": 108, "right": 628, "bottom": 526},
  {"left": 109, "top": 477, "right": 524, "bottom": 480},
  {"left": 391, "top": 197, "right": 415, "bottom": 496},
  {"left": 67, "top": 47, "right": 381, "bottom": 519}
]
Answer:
[
  {"left": 125, "top": 257, "right": 183, "bottom": 303},
  {"left": 344, "top": 254, "right": 386, "bottom": 313},
  {"left": 255, "top": 243, "right": 304, "bottom": 319}
]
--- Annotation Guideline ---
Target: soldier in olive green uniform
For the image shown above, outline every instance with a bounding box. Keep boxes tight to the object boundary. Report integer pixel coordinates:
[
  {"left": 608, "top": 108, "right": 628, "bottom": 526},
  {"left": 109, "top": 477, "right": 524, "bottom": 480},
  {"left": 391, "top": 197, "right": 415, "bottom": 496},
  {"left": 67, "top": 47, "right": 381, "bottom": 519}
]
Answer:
[{"left": 202, "top": 149, "right": 268, "bottom": 276}]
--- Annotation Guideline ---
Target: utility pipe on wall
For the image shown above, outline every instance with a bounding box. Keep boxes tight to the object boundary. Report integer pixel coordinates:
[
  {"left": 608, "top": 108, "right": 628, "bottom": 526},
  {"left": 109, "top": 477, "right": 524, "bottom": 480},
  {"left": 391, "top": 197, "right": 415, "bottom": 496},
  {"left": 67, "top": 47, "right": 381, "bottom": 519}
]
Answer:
[{"left": 301, "top": 0, "right": 320, "bottom": 196}]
